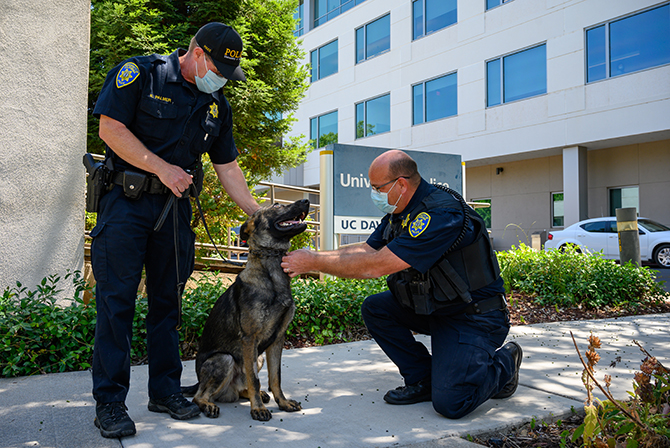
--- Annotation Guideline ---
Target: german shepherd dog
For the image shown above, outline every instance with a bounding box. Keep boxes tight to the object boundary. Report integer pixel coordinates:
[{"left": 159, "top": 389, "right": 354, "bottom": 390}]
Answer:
[{"left": 182, "top": 199, "right": 309, "bottom": 421}]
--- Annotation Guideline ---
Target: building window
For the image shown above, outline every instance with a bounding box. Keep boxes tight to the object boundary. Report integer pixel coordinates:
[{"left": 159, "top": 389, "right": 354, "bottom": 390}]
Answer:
[
  {"left": 487, "top": 43, "right": 547, "bottom": 107},
  {"left": 294, "top": 0, "right": 304, "bottom": 37},
  {"left": 486, "top": 0, "right": 514, "bottom": 11},
  {"left": 472, "top": 199, "right": 492, "bottom": 229},
  {"left": 315, "top": 0, "right": 367, "bottom": 28},
  {"left": 311, "top": 40, "right": 338, "bottom": 82},
  {"left": 356, "top": 94, "right": 390, "bottom": 138},
  {"left": 609, "top": 186, "right": 639, "bottom": 217},
  {"left": 586, "top": 3, "right": 670, "bottom": 83},
  {"left": 310, "top": 111, "right": 338, "bottom": 148},
  {"left": 412, "top": 72, "right": 457, "bottom": 125},
  {"left": 412, "top": 0, "right": 457, "bottom": 40},
  {"left": 552, "top": 192, "right": 564, "bottom": 227},
  {"left": 356, "top": 14, "right": 390, "bottom": 63}
]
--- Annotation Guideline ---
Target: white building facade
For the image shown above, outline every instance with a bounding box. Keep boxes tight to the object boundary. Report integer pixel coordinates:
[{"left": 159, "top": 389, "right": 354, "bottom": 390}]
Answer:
[{"left": 285, "top": 0, "right": 670, "bottom": 250}]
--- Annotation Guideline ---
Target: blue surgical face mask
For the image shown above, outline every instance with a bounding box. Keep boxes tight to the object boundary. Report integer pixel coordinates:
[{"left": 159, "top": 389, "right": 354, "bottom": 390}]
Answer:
[
  {"left": 195, "top": 59, "right": 228, "bottom": 94},
  {"left": 370, "top": 179, "right": 402, "bottom": 214}
]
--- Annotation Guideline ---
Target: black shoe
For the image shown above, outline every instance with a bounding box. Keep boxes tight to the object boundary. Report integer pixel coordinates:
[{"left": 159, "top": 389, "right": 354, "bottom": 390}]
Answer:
[
  {"left": 493, "top": 341, "right": 523, "bottom": 399},
  {"left": 148, "top": 393, "right": 201, "bottom": 420},
  {"left": 383, "top": 378, "right": 432, "bottom": 405},
  {"left": 94, "top": 402, "right": 136, "bottom": 439}
]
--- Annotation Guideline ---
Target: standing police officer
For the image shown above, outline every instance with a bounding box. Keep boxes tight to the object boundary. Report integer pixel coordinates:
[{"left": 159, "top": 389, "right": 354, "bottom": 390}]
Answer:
[
  {"left": 281, "top": 150, "right": 522, "bottom": 419},
  {"left": 90, "top": 23, "right": 260, "bottom": 438}
]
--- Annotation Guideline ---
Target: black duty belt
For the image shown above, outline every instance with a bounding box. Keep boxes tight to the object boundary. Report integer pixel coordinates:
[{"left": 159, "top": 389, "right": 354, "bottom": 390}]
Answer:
[
  {"left": 111, "top": 171, "right": 168, "bottom": 195},
  {"left": 462, "top": 294, "right": 507, "bottom": 315}
]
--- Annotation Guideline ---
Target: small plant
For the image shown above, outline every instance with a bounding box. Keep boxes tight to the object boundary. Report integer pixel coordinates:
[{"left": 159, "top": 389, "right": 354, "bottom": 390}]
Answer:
[{"left": 570, "top": 332, "right": 670, "bottom": 447}]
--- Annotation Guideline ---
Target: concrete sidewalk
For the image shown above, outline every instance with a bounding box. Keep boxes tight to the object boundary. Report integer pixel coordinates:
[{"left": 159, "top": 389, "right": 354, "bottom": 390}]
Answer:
[{"left": 1, "top": 313, "right": 668, "bottom": 448}]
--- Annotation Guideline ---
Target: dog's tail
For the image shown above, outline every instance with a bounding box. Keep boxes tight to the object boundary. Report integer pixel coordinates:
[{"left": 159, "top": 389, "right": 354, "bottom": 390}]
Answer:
[{"left": 181, "top": 383, "right": 199, "bottom": 397}]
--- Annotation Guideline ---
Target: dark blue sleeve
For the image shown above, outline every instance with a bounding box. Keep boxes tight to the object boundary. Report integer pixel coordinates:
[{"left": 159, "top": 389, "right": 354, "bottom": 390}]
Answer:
[
  {"left": 207, "top": 97, "right": 239, "bottom": 165},
  {"left": 386, "top": 208, "right": 465, "bottom": 274},
  {"left": 93, "top": 59, "right": 144, "bottom": 127},
  {"left": 366, "top": 215, "right": 390, "bottom": 250}
]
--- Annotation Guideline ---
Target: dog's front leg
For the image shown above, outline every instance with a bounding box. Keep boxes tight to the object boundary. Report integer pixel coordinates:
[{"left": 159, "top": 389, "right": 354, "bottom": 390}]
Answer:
[
  {"left": 266, "top": 339, "right": 302, "bottom": 413},
  {"left": 242, "top": 337, "right": 272, "bottom": 421}
]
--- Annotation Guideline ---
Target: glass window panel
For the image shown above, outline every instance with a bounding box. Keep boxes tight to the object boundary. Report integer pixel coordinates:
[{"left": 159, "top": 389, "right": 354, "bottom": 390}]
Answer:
[
  {"left": 486, "top": 0, "right": 501, "bottom": 10},
  {"left": 425, "top": 0, "right": 457, "bottom": 35},
  {"left": 355, "top": 103, "right": 365, "bottom": 138},
  {"left": 586, "top": 25, "right": 606, "bottom": 82},
  {"left": 609, "top": 4, "right": 670, "bottom": 78},
  {"left": 365, "top": 95, "right": 390, "bottom": 135},
  {"left": 356, "top": 27, "right": 365, "bottom": 62},
  {"left": 310, "top": 50, "right": 318, "bottom": 82},
  {"left": 318, "top": 111, "right": 338, "bottom": 148},
  {"left": 413, "top": 0, "right": 424, "bottom": 40},
  {"left": 319, "top": 40, "right": 338, "bottom": 79},
  {"left": 552, "top": 193, "right": 564, "bottom": 227},
  {"left": 412, "top": 84, "right": 424, "bottom": 125},
  {"left": 315, "top": 0, "right": 328, "bottom": 20},
  {"left": 425, "top": 73, "right": 457, "bottom": 122},
  {"left": 503, "top": 44, "right": 546, "bottom": 103},
  {"left": 327, "top": 0, "right": 339, "bottom": 13},
  {"left": 487, "top": 59, "right": 501, "bottom": 107},
  {"left": 365, "top": 15, "right": 390, "bottom": 59},
  {"left": 609, "top": 186, "right": 639, "bottom": 216},
  {"left": 310, "top": 117, "right": 318, "bottom": 148}
]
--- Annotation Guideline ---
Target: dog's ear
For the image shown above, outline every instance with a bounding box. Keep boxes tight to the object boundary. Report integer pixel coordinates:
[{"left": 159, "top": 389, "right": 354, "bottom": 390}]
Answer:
[{"left": 240, "top": 218, "right": 254, "bottom": 242}]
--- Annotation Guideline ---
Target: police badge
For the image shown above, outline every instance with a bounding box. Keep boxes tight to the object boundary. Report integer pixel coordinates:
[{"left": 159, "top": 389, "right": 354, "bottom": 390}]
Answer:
[
  {"left": 116, "top": 62, "right": 140, "bottom": 89},
  {"left": 409, "top": 212, "right": 431, "bottom": 238}
]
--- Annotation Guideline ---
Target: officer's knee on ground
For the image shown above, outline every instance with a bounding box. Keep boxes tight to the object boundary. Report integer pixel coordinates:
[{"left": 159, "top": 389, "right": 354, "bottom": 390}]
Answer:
[{"left": 432, "top": 392, "right": 472, "bottom": 420}]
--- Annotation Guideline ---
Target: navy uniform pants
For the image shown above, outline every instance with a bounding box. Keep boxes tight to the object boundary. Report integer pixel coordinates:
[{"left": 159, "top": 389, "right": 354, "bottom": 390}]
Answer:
[
  {"left": 361, "top": 290, "right": 515, "bottom": 419},
  {"left": 90, "top": 186, "right": 195, "bottom": 404}
]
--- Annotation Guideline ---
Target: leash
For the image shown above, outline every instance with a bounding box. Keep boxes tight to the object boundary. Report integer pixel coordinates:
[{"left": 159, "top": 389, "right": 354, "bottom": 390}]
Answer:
[{"left": 153, "top": 186, "right": 246, "bottom": 330}]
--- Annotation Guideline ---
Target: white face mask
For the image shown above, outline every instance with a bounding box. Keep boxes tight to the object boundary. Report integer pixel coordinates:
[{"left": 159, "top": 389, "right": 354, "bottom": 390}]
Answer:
[
  {"left": 195, "top": 59, "right": 228, "bottom": 93},
  {"left": 370, "top": 178, "right": 402, "bottom": 214}
]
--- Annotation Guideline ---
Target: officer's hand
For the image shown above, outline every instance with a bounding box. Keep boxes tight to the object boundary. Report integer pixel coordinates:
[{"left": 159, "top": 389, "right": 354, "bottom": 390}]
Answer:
[
  {"left": 158, "top": 164, "right": 193, "bottom": 197},
  {"left": 281, "top": 249, "right": 313, "bottom": 278}
]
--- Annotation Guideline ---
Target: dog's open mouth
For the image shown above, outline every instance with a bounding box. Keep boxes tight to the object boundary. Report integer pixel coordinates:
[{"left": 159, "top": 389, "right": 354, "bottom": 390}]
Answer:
[{"left": 275, "top": 211, "right": 307, "bottom": 231}]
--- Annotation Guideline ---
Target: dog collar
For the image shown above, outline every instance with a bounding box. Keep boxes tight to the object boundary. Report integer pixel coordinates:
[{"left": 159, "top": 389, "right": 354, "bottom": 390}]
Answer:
[{"left": 248, "top": 248, "right": 286, "bottom": 258}]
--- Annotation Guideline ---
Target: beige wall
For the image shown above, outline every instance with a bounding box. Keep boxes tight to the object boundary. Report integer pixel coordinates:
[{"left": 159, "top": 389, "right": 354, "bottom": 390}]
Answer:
[
  {"left": 467, "top": 139, "right": 670, "bottom": 251},
  {"left": 0, "top": 1, "right": 90, "bottom": 297}
]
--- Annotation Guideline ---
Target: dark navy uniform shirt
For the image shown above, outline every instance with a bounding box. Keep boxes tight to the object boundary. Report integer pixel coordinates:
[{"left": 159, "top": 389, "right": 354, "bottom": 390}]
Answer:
[
  {"left": 93, "top": 49, "right": 238, "bottom": 172},
  {"left": 367, "top": 179, "right": 504, "bottom": 302}
]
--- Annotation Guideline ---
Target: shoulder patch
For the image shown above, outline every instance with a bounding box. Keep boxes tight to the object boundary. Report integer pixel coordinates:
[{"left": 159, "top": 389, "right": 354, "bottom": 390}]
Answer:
[
  {"left": 409, "top": 212, "right": 431, "bottom": 238},
  {"left": 116, "top": 62, "right": 140, "bottom": 88}
]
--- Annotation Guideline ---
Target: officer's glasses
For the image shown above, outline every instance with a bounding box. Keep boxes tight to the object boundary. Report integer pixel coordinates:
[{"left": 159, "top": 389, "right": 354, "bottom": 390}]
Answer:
[{"left": 371, "top": 176, "right": 409, "bottom": 194}]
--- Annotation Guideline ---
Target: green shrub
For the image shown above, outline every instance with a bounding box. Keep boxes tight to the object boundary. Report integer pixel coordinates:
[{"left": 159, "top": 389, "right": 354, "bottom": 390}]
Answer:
[
  {"left": 498, "top": 244, "right": 666, "bottom": 308},
  {"left": 0, "top": 271, "right": 95, "bottom": 377},
  {"left": 288, "top": 277, "right": 387, "bottom": 345}
]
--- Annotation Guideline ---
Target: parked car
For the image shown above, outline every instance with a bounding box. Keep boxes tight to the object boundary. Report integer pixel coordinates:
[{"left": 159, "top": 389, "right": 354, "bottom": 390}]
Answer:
[{"left": 544, "top": 217, "right": 670, "bottom": 267}]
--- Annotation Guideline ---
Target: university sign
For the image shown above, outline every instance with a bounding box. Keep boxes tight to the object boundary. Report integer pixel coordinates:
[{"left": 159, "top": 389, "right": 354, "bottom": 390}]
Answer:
[{"left": 322, "top": 144, "right": 461, "bottom": 237}]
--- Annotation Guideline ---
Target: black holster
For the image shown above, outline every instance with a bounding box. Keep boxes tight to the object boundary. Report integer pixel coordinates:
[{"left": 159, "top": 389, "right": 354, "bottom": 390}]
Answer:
[{"left": 83, "top": 154, "right": 111, "bottom": 213}]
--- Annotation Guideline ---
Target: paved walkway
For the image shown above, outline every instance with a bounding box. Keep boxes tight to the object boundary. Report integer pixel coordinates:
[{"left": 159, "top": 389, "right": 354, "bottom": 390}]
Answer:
[{"left": 1, "top": 313, "right": 668, "bottom": 448}]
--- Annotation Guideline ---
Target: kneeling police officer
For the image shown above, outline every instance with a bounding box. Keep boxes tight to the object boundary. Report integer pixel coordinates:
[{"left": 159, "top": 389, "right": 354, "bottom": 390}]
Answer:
[{"left": 281, "top": 149, "right": 522, "bottom": 419}]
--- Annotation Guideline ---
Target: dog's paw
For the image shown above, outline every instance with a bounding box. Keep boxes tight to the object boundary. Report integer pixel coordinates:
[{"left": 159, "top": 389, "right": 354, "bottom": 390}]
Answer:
[
  {"left": 279, "top": 399, "right": 302, "bottom": 412},
  {"left": 250, "top": 407, "right": 272, "bottom": 421},
  {"left": 202, "top": 403, "right": 220, "bottom": 418},
  {"left": 260, "top": 391, "right": 270, "bottom": 404}
]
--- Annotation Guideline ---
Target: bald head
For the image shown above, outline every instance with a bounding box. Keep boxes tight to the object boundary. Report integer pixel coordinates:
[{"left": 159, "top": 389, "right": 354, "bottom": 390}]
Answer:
[{"left": 369, "top": 150, "right": 421, "bottom": 187}]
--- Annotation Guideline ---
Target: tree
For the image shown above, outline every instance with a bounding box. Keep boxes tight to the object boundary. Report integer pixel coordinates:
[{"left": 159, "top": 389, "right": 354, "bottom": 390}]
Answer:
[{"left": 88, "top": 0, "right": 312, "bottom": 243}]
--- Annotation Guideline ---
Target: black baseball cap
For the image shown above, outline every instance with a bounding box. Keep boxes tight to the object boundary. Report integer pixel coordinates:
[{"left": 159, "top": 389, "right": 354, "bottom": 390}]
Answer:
[{"left": 195, "top": 22, "right": 246, "bottom": 81}]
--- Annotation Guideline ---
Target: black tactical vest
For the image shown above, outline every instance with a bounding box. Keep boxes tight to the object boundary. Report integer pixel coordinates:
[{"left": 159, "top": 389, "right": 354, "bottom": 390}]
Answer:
[{"left": 385, "top": 185, "right": 500, "bottom": 315}]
